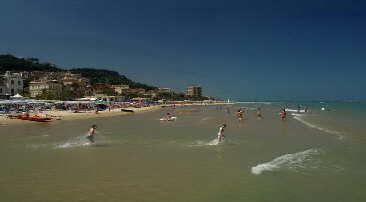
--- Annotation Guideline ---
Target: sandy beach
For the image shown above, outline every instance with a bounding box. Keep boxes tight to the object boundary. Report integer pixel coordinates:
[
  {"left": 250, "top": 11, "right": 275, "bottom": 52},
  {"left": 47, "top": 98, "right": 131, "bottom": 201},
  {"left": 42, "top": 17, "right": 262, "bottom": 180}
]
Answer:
[
  {"left": 0, "top": 105, "right": 163, "bottom": 126},
  {"left": 0, "top": 102, "right": 233, "bottom": 126}
]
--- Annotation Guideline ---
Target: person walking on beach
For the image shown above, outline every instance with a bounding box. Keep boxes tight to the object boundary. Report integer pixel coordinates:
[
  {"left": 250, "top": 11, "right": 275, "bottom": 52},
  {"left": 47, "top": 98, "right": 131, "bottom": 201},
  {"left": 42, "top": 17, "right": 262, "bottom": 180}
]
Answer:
[
  {"left": 86, "top": 125, "right": 97, "bottom": 143},
  {"left": 217, "top": 124, "right": 227, "bottom": 144},
  {"left": 280, "top": 109, "right": 286, "bottom": 122}
]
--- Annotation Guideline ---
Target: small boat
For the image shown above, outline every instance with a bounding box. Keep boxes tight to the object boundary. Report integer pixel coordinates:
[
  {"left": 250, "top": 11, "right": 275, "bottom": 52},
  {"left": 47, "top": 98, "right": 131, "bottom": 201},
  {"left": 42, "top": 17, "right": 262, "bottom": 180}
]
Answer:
[
  {"left": 159, "top": 117, "right": 178, "bottom": 121},
  {"left": 121, "top": 109, "right": 134, "bottom": 113},
  {"left": 17, "top": 115, "right": 30, "bottom": 120},
  {"left": 7, "top": 115, "right": 19, "bottom": 119},
  {"left": 28, "top": 116, "right": 52, "bottom": 122}
]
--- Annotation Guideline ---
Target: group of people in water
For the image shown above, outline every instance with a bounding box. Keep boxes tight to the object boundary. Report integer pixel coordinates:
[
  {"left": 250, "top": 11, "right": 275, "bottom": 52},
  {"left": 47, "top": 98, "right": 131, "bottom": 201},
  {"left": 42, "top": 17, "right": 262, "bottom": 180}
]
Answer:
[
  {"left": 218, "top": 106, "right": 308, "bottom": 144},
  {"left": 85, "top": 106, "right": 306, "bottom": 145},
  {"left": 235, "top": 107, "right": 263, "bottom": 122}
]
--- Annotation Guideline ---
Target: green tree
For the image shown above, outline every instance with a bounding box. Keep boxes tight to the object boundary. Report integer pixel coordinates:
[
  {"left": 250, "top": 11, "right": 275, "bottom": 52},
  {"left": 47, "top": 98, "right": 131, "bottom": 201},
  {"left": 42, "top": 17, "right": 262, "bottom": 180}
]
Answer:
[
  {"left": 36, "top": 89, "right": 57, "bottom": 100},
  {"left": 99, "top": 88, "right": 118, "bottom": 96}
]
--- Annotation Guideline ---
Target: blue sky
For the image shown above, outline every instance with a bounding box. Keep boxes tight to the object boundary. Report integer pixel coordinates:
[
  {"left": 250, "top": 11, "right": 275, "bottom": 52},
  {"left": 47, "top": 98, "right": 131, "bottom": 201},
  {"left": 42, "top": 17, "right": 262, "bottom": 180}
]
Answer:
[{"left": 1, "top": 0, "right": 366, "bottom": 101}]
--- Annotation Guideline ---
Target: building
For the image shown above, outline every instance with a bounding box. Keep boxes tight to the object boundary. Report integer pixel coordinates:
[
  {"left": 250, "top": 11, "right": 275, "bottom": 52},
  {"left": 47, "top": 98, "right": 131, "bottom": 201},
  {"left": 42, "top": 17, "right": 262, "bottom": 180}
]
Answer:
[
  {"left": 0, "top": 71, "right": 25, "bottom": 98},
  {"left": 59, "top": 76, "right": 89, "bottom": 98},
  {"left": 83, "top": 94, "right": 125, "bottom": 102},
  {"left": 158, "top": 88, "right": 172, "bottom": 93},
  {"left": 29, "top": 79, "right": 62, "bottom": 98},
  {"left": 187, "top": 86, "right": 202, "bottom": 97},
  {"left": 111, "top": 85, "right": 130, "bottom": 95}
]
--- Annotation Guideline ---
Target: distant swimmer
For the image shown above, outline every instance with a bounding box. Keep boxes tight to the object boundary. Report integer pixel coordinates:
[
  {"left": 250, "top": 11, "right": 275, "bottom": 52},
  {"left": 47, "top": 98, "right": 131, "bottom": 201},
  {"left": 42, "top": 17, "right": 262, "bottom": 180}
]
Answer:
[
  {"left": 236, "top": 109, "right": 244, "bottom": 122},
  {"left": 86, "top": 124, "right": 97, "bottom": 143},
  {"left": 217, "top": 124, "right": 227, "bottom": 144},
  {"left": 257, "top": 108, "right": 262, "bottom": 119},
  {"left": 297, "top": 105, "right": 301, "bottom": 113},
  {"left": 305, "top": 107, "right": 309, "bottom": 113},
  {"left": 280, "top": 109, "right": 286, "bottom": 122}
]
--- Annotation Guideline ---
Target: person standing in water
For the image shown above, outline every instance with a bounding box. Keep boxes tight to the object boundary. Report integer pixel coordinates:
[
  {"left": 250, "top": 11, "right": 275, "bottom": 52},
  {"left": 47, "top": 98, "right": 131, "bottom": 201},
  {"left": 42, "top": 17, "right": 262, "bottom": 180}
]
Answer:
[
  {"left": 226, "top": 108, "right": 231, "bottom": 115},
  {"left": 280, "top": 109, "right": 286, "bottom": 122},
  {"left": 257, "top": 108, "right": 263, "bottom": 119},
  {"left": 86, "top": 125, "right": 97, "bottom": 143},
  {"left": 236, "top": 109, "right": 244, "bottom": 122},
  {"left": 217, "top": 124, "right": 227, "bottom": 144}
]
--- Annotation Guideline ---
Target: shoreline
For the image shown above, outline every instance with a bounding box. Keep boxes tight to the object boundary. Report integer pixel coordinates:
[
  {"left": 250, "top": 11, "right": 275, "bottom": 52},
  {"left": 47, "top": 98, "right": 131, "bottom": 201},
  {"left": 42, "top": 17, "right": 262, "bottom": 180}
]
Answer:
[
  {"left": 0, "top": 105, "right": 163, "bottom": 126},
  {"left": 0, "top": 102, "right": 235, "bottom": 126}
]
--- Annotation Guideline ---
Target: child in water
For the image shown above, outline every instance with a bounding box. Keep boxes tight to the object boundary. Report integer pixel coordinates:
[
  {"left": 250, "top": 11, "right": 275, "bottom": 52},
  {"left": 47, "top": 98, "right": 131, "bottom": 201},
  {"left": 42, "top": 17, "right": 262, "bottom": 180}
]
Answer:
[
  {"left": 217, "top": 124, "right": 227, "bottom": 144},
  {"left": 86, "top": 125, "right": 97, "bottom": 143}
]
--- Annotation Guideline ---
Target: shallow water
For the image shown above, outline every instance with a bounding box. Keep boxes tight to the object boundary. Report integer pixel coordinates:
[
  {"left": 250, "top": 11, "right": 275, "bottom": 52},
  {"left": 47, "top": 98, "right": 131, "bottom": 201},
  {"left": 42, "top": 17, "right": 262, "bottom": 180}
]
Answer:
[{"left": 1, "top": 103, "right": 365, "bottom": 201}]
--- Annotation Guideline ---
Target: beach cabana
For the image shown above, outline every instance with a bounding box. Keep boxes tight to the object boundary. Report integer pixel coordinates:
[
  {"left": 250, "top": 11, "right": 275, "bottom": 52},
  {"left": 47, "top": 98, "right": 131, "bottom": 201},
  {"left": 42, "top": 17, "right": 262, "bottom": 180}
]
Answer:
[{"left": 10, "top": 94, "right": 27, "bottom": 100}]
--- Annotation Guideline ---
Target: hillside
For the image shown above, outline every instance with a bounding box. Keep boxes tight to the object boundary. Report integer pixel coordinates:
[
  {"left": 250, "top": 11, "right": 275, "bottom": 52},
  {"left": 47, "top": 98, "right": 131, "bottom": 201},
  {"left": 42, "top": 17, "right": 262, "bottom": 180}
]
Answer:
[{"left": 0, "top": 54, "right": 157, "bottom": 90}]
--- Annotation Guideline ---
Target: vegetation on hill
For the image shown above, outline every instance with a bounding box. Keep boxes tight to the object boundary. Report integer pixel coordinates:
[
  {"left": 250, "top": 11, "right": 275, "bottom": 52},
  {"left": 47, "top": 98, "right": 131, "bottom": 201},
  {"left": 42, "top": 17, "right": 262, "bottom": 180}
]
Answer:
[
  {"left": 0, "top": 54, "right": 157, "bottom": 90},
  {"left": 69, "top": 68, "right": 156, "bottom": 90},
  {"left": 0, "top": 54, "right": 62, "bottom": 72},
  {"left": 0, "top": 54, "right": 216, "bottom": 101}
]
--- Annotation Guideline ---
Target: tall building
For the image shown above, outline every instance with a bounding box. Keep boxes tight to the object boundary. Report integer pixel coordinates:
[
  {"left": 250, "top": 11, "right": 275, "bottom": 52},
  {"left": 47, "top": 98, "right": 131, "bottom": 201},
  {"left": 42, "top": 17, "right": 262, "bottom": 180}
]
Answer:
[{"left": 187, "top": 86, "right": 202, "bottom": 97}]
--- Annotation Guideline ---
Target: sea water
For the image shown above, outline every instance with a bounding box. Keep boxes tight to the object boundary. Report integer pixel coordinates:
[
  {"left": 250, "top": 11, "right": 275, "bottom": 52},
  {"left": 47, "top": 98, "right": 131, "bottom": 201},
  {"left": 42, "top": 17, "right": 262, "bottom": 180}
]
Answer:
[{"left": 0, "top": 102, "right": 365, "bottom": 201}]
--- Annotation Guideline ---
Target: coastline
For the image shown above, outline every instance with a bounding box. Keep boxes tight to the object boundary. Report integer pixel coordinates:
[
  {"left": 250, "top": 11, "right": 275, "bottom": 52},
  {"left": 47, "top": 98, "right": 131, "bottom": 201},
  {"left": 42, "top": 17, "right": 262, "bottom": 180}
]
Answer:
[
  {"left": 0, "top": 105, "right": 163, "bottom": 126},
  {"left": 0, "top": 102, "right": 234, "bottom": 126}
]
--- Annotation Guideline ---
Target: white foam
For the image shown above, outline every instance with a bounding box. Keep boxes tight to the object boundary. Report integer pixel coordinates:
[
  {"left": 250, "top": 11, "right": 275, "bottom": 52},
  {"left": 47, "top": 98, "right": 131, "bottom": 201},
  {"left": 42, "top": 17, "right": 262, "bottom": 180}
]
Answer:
[
  {"left": 55, "top": 134, "right": 92, "bottom": 148},
  {"left": 292, "top": 114, "right": 346, "bottom": 140},
  {"left": 208, "top": 138, "right": 220, "bottom": 145},
  {"left": 193, "top": 138, "right": 228, "bottom": 146},
  {"left": 198, "top": 116, "right": 214, "bottom": 123},
  {"left": 251, "top": 149, "right": 320, "bottom": 175},
  {"left": 286, "top": 109, "right": 306, "bottom": 113}
]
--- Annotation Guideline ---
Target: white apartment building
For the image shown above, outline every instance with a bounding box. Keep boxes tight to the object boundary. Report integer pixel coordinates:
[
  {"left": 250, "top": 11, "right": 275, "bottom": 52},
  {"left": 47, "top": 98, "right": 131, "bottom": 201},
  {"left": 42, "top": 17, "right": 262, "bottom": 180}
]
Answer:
[
  {"left": 0, "top": 71, "right": 25, "bottom": 97},
  {"left": 29, "top": 79, "right": 62, "bottom": 98}
]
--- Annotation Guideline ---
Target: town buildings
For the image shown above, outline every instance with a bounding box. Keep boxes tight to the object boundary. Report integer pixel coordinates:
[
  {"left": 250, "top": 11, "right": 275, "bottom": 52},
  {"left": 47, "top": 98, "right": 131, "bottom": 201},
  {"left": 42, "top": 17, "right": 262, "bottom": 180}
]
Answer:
[
  {"left": 28, "top": 71, "right": 90, "bottom": 98},
  {"left": 1, "top": 70, "right": 205, "bottom": 101}
]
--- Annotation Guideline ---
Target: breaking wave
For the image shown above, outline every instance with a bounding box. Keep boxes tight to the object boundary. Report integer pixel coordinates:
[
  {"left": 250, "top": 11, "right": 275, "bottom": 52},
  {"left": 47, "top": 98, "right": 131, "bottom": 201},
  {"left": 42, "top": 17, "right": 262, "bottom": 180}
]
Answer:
[
  {"left": 251, "top": 149, "right": 321, "bottom": 175},
  {"left": 291, "top": 113, "right": 346, "bottom": 140}
]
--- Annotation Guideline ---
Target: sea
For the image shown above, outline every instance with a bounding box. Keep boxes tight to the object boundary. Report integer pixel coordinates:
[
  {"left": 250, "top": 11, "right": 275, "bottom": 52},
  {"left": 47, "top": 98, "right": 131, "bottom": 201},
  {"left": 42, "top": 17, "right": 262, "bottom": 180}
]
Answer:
[{"left": 0, "top": 102, "right": 365, "bottom": 202}]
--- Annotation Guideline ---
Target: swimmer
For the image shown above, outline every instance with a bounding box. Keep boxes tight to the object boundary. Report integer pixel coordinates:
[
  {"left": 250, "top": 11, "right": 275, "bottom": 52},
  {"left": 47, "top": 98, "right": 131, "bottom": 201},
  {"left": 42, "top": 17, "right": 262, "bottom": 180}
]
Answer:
[
  {"left": 86, "top": 124, "right": 97, "bottom": 143},
  {"left": 161, "top": 113, "right": 172, "bottom": 120},
  {"left": 217, "top": 124, "right": 227, "bottom": 144}
]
